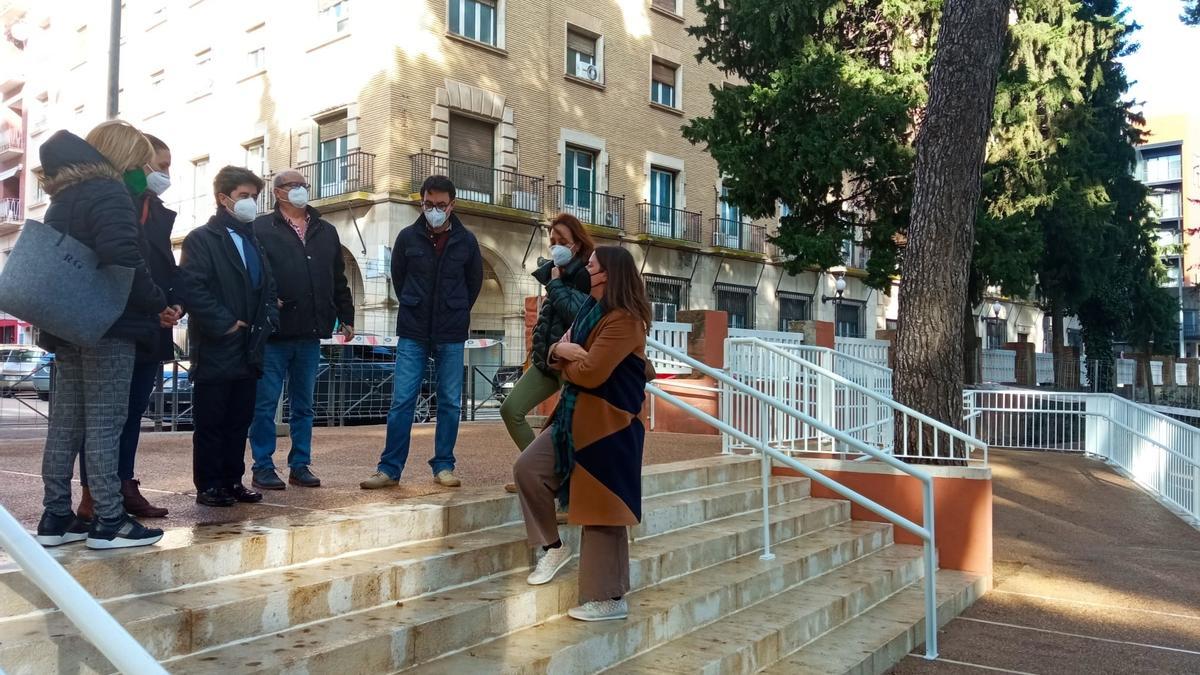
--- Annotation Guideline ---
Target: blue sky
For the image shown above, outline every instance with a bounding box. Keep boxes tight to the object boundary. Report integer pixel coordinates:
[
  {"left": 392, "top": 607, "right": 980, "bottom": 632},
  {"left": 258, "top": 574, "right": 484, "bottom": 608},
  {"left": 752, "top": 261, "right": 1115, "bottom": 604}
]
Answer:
[{"left": 1121, "top": 0, "right": 1197, "bottom": 117}]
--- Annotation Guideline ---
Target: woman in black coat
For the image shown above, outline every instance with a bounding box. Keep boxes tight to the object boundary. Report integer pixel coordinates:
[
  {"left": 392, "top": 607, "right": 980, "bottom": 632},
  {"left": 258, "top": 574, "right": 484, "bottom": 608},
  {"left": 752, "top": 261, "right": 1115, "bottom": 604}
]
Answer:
[
  {"left": 35, "top": 123, "right": 168, "bottom": 550},
  {"left": 500, "top": 213, "right": 594, "bottom": 490}
]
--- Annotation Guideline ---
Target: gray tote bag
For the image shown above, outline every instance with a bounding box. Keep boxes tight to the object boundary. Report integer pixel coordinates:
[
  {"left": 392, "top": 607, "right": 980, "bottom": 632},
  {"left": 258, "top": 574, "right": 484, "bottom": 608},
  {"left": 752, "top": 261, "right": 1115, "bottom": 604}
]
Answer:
[{"left": 0, "top": 219, "right": 134, "bottom": 347}]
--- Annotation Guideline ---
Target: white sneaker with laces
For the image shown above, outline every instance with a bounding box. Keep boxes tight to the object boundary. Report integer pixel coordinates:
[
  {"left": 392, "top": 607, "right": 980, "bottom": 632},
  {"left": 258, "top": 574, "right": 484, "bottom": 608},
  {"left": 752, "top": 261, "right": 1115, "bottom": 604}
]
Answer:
[
  {"left": 568, "top": 598, "right": 629, "bottom": 622},
  {"left": 527, "top": 545, "right": 573, "bottom": 585}
]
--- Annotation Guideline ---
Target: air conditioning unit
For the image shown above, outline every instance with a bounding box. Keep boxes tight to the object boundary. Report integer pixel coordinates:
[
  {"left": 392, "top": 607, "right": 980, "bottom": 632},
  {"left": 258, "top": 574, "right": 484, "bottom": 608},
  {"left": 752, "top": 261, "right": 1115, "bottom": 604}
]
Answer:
[{"left": 584, "top": 64, "right": 600, "bottom": 82}]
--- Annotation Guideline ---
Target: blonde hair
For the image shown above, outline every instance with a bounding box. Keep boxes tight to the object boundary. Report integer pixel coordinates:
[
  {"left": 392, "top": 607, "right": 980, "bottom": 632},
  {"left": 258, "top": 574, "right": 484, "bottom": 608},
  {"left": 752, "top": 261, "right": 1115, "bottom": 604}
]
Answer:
[{"left": 85, "top": 120, "right": 153, "bottom": 172}]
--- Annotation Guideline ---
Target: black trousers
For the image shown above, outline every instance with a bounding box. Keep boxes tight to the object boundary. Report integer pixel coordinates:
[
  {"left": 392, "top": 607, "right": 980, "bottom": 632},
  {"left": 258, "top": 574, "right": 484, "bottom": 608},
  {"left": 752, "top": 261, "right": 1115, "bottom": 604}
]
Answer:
[{"left": 192, "top": 378, "right": 257, "bottom": 492}]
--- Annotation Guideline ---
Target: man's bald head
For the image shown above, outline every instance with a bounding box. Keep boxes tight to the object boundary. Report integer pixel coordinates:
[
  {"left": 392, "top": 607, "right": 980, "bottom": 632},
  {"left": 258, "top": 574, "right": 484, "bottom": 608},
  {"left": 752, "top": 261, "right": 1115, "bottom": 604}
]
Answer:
[{"left": 274, "top": 170, "right": 306, "bottom": 189}]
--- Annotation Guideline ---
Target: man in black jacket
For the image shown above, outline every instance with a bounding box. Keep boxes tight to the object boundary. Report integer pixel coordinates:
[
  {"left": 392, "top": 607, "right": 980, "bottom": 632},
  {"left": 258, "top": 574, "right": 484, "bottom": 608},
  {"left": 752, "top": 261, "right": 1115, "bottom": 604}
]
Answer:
[
  {"left": 361, "top": 175, "right": 483, "bottom": 490},
  {"left": 248, "top": 169, "right": 354, "bottom": 491},
  {"left": 176, "top": 166, "right": 278, "bottom": 507}
]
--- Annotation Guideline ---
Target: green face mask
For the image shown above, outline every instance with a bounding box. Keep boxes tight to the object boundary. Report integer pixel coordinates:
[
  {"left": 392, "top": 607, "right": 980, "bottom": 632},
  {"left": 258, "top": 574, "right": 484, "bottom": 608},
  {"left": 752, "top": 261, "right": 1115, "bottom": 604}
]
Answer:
[{"left": 123, "top": 168, "right": 148, "bottom": 195}]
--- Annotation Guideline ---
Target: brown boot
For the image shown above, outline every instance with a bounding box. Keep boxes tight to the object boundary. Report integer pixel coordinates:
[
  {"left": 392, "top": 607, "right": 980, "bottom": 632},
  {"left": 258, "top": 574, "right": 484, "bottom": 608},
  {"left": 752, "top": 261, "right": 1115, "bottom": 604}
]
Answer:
[
  {"left": 121, "top": 479, "right": 168, "bottom": 518},
  {"left": 77, "top": 487, "right": 94, "bottom": 522}
]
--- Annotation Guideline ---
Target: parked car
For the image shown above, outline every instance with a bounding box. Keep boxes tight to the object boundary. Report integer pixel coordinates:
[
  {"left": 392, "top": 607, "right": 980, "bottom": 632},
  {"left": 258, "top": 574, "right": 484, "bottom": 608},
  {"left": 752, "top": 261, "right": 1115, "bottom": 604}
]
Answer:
[
  {"left": 0, "top": 346, "right": 48, "bottom": 396},
  {"left": 31, "top": 352, "right": 53, "bottom": 400}
]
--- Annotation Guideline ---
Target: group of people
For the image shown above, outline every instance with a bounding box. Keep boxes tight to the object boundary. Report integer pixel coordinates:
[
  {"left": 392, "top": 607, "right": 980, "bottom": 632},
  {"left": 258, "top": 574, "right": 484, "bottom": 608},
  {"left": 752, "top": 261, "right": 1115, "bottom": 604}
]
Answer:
[{"left": 30, "top": 119, "right": 655, "bottom": 623}]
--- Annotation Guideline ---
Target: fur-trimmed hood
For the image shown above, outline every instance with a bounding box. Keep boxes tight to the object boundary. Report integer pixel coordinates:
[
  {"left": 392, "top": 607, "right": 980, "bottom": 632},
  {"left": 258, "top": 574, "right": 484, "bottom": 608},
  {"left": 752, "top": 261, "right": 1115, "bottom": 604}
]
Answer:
[{"left": 38, "top": 130, "right": 122, "bottom": 196}]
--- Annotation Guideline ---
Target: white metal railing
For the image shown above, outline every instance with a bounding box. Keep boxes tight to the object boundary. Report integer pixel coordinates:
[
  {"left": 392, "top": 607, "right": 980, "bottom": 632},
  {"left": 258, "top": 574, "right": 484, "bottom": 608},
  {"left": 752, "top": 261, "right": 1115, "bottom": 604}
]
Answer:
[
  {"left": 728, "top": 327, "right": 806, "bottom": 346},
  {"left": 725, "top": 338, "right": 987, "bottom": 464},
  {"left": 965, "top": 389, "right": 1199, "bottom": 527},
  {"left": 645, "top": 336, "right": 941, "bottom": 660},
  {"left": 1035, "top": 353, "right": 1055, "bottom": 385},
  {"left": 648, "top": 321, "right": 693, "bottom": 375},
  {"left": 0, "top": 506, "right": 168, "bottom": 673},
  {"left": 982, "top": 349, "right": 1016, "bottom": 384},
  {"left": 834, "top": 336, "right": 890, "bottom": 368}
]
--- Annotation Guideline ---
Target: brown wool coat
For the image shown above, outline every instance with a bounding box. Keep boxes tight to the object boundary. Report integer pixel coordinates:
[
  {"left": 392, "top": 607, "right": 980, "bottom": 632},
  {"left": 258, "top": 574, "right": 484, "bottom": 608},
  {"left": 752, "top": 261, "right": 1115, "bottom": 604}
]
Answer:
[{"left": 551, "top": 309, "right": 654, "bottom": 527}]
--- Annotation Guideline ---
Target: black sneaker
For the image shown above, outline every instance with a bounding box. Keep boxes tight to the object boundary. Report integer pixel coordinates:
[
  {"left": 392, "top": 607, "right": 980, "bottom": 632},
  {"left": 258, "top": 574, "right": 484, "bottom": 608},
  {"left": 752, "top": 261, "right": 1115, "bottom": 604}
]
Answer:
[
  {"left": 196, "top": 487, "right": 236, "bottom": 507},
  {"left": 86, "top": 514, "right": 163, "bottom": 550},
  {"left": 35, "top": 511, "right": 90, "bottom": 547},
  {"left": 252, "top": 468, "right": 286, "bottom": 491},
  {"left": 230, "top": 484, "right": 264, "bottom": 503},
  {"left": 289, "top": 466, "right": 321, "bottom": 488}
]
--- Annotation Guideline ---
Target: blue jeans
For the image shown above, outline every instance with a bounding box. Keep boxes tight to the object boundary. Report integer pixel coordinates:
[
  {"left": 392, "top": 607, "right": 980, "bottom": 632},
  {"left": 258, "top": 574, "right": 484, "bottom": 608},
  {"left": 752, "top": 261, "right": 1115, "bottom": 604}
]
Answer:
[
  {"left": 377, "top": 338, "right": 464, "bottom": 479},
  {"left": 249, "top": 339, "right": 321, "bottom": 472}
]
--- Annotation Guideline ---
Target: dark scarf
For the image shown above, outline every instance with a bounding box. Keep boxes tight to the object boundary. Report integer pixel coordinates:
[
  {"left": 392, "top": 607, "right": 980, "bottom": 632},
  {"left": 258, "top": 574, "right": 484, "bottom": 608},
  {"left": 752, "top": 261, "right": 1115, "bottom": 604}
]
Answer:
[{"left": 551, "top": 296, "right": 604, "bottom": 507}]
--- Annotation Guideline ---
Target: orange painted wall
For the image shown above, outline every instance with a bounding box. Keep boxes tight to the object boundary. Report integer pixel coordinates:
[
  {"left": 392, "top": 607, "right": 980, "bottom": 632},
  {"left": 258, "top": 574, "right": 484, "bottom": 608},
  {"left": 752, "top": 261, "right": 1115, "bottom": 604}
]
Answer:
[
  {"left": 776, "top": 465, "right": 993, "bottom": 581},
  {"left": 648, "top": 376, "right": 721, "bottom": 435}
]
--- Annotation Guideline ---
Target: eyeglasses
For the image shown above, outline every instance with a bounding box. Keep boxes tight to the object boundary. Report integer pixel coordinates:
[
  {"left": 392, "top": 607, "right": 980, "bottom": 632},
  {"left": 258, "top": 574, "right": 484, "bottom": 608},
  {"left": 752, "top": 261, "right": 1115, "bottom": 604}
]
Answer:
[
  {"left": 422, "top": 201, "right": 451, "bottom": 210},
  {"left": 279, "top": 182, "right": 311, "bottom": 191}
]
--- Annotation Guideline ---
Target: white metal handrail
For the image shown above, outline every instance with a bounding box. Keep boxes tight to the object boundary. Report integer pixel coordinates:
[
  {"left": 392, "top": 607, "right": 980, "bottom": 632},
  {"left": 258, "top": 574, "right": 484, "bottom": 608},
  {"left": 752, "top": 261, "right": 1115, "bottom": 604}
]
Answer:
[
  {"left": 646, "top": 336, "right": 940, "bottom": 660},
  {"left": 0, "top": 506, "right": 167, "bottom": 673},
  {"left": 965, "top": 389, "right": 1199, "bottom": 527},
  {"left": 727, "top": 337, "right": 987, "bottom": 463}
]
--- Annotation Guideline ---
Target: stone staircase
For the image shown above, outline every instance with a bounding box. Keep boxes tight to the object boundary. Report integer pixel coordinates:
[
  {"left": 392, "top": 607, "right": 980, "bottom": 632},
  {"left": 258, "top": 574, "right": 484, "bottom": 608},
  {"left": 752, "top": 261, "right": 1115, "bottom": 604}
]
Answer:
[{"left": 0, "top": 455, "right": 984, "bottom": 674}]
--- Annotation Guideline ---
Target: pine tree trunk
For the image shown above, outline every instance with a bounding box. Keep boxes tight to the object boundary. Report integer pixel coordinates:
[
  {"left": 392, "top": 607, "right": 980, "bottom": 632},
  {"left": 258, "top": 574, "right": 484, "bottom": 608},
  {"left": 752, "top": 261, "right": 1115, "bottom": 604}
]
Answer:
[{"left": 894, "top": 0, "right": 1009, "bottom": 461}]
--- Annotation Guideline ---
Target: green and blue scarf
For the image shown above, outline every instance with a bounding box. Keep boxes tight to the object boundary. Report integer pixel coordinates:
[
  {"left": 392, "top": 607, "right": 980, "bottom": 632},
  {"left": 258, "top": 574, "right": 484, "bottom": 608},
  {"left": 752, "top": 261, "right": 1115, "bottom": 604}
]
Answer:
[{"left": 551, "top": 297, "right": 604, "bottom": 508}]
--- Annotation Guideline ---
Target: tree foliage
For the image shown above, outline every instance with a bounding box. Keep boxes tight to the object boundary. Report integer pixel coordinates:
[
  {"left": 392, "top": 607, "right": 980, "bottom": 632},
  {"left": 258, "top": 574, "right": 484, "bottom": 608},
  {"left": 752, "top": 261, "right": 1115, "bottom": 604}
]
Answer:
[
  {"left": 688, "top": 0, "right": 1176, "bottom": 375},
  {"left": 684, "top": 0, "right": 939, "bottom": 290},
  {"left": 1183, "top": 1, "right": 1200, "bottom": 25}
]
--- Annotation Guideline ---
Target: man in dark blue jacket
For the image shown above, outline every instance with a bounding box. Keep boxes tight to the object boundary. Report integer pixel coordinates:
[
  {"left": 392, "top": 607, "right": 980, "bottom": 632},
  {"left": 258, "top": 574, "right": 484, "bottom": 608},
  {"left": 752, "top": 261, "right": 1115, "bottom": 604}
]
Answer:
[{"left": 361, "top": 175, "right": 483, "bottom": 489}]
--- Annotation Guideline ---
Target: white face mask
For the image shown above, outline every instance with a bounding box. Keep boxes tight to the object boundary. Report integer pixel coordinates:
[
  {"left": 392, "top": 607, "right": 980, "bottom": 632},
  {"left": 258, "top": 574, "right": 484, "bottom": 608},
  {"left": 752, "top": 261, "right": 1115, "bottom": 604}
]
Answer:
[
  {"left": 425, "top": 207, "right": 449, "bottom": 230},
  {"left": 227, "top": 196, "right": 258, "bottom": 223},
  {"left": 286, "top": 186, "right": 309, "bottom": 209},
  {"left": 549, "top": 244, "right": 574, "bottom": 267},
  {"left": 145, "top": 171, "right": 171, "bottom": 195}
]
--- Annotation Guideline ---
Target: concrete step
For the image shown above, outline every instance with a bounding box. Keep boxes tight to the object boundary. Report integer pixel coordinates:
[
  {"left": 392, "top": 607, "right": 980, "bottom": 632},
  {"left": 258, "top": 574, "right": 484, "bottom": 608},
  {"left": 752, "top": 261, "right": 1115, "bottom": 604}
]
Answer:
[
  {"left": 761, "top": 569, "right": 986, "bottom": 675},
  {"left": 0, "top": 480, "right": 830, "bottom": 672},
  {"left": 605, "top": 545, "right": 927, "bottom": 674},
  {"left": 159, "top": 510, "right": 870, "bottom": 674},
  {"left": 0, "top": 455, "right": 764, "bottom": 617},
  {"left": 400, "top": 521, "right": 894, "bottom": 674}
]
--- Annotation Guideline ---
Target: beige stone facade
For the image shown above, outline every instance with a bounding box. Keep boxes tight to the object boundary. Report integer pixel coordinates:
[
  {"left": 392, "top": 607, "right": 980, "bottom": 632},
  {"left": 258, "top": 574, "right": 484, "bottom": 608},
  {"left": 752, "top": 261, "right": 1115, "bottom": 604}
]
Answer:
[{"left": 6, "top": 0, "right": 1065, "bottom": 365}]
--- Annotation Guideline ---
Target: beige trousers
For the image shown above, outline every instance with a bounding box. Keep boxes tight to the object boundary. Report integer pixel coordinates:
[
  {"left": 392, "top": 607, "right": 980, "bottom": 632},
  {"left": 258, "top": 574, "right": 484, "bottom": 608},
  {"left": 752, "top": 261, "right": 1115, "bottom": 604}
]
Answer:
[{"left": 513, "top": 427, "right": 630, "bottom": 602}]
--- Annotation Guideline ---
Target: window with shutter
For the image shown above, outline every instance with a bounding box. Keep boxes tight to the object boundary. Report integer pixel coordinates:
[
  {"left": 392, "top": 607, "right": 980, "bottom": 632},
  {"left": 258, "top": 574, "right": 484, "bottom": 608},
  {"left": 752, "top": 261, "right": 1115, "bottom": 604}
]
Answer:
[
  {"left": 651, "top": 0, "right": 678, "bottom": 15},
  {"left": 567, "top": 28, "right": 599, "bottom": 81},
  {"left": 318, "top": 114, "right": 348, "bottom": 143},
  {"left": 448, "top": 113, "right": 496, "bottom": 202},
  {"left": 651, "top": 60, "right": 677, "bottom": 107}
]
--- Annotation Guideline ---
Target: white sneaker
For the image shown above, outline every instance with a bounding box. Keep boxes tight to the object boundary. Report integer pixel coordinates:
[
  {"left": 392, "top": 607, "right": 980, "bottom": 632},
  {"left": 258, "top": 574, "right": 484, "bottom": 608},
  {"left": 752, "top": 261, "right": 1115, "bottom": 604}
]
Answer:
[
  {"left": 568, "top": 598, "right": 629, "bottom": 622},
  {"left": 527, "top": 545, "right": 572, "bottom": 585}
]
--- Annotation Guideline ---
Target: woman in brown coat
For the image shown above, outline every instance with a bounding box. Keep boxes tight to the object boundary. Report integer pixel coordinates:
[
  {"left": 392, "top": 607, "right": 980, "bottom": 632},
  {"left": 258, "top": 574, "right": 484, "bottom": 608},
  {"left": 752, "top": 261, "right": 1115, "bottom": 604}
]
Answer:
[{"left": 513, "top": 245, "right": 654, "bottom": 622}]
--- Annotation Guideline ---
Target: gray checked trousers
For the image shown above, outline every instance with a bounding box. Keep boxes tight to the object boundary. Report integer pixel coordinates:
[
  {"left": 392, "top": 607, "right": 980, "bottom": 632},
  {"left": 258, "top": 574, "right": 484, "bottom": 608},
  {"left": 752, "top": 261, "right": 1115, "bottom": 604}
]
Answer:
[{"left": 41, "top": 338, "right": 136, "bottom": 522}]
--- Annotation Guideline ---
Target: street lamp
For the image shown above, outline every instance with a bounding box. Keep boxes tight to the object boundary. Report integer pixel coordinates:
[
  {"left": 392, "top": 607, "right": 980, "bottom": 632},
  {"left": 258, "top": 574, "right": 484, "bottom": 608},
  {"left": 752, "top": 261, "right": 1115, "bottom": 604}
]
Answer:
[
  {"left": 992, "top": 300, "right": 1002, "bottom": 319},
  {"left": 822, "top": 274, "right": 847, "bottom": 304}
]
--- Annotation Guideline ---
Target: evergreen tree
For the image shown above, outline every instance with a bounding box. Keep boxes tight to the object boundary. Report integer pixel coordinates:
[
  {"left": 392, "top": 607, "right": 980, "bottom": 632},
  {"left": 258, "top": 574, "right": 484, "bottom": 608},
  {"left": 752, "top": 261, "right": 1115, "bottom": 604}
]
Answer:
[
  {"left": 684, "top": 0, "right": 939, "bottom": 291},
  {"left": 1183, "top": 1, "right": 1200, "bottom": 25}
]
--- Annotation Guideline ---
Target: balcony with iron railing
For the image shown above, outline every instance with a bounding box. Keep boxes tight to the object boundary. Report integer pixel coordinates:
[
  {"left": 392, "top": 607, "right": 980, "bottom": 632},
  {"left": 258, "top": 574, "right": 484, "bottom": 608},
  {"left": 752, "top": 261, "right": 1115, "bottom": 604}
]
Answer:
[
  {"left": 635, "top": 202, "right": 703, "bottom": 246},
  {"left": 1185, "top": 311, "right": 1200, "bottom": 340},
  {"left": 547, "top": 184, "right": 624, "bottom": 233},
  {"left": 0, "top": 130, "right": 23, "bottom": 160},
  {"left": 0, "top": 198, "right": 22, "bottom": 235},
  {"left": 410, "top": 153, "right": 544, "bottom": 216},
  {"left": 710, "top": 218, "right": 766, "bottom": 255},
  {"left": 256, "top": 150, "right": 375, "bottom": 214}
]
